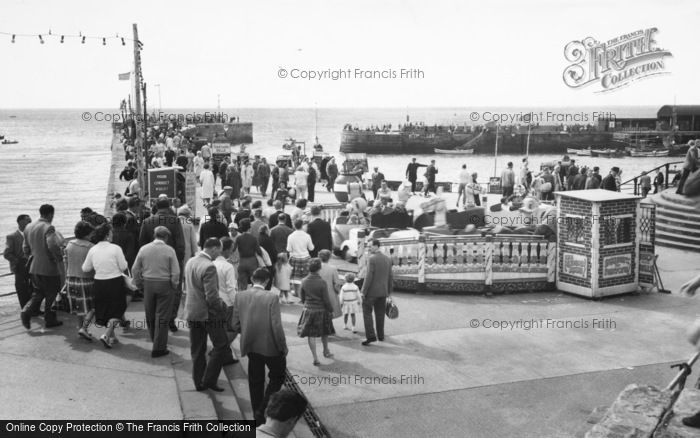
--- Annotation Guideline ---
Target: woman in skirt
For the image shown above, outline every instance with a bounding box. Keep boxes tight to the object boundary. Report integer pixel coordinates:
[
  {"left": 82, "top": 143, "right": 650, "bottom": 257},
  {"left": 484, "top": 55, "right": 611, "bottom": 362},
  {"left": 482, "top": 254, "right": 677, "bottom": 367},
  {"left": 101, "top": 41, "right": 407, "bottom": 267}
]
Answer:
[
  {"left": 286, "top": 219, "right": 314, "bottom": 297},
  {"left": 297, "top": 258, "right": 335, "bottom": 366},
  {"left": 81, "top": 223, "right": 128, "bottom": 348},
  {"left": 65, "top": 221, "right": 95, "bottom": 340}
]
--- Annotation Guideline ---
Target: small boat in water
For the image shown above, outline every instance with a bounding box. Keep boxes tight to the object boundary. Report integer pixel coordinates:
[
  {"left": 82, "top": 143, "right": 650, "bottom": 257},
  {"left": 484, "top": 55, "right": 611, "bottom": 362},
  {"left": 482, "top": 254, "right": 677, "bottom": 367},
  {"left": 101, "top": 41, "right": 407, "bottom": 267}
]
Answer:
[
  {"left": 629, "top": 148, "right": 669, "bottom": 157},
  {"left": 2, "top": 139, "right": 18, "bottom": 145},
  {"left": 434, "top": 148, "right": 474, "bottom": 154},
  {"left": 576, "top": 148, "right": 592, "bottom": 156},
  {"left": 592, "top": 148, "right": 624, "bottom": 158},
  {"left": 566, "top": 147, "right": 580, "bottom": 154}
]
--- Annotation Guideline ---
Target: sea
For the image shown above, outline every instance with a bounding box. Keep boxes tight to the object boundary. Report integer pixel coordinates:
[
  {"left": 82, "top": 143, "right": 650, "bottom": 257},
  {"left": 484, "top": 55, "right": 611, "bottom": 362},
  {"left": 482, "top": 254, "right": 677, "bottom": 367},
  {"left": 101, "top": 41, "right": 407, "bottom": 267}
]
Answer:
[{"left": 0, "top": 105, "right": 685, "bottom": 278}]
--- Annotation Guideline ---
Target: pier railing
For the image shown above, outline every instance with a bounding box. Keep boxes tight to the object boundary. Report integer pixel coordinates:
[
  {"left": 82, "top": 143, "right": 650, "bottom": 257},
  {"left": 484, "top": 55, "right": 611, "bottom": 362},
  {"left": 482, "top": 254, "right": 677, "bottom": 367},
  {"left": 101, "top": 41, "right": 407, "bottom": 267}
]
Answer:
[
  {"left": 619, "top": 161, "right": 683, "bottom": 195},
  {"left": 357, "top": 231, "right": 556, "bottom": 293}
]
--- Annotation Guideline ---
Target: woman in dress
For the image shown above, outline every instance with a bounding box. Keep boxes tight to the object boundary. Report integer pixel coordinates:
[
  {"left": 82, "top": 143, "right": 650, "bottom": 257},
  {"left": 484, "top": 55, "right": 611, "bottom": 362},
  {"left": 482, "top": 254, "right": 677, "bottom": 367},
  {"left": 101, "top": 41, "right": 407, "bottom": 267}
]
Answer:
[
  {"left": 241, "top": 161, "right": 255, "bottom": 196},
  {"left": 81, "top": 223, "right": 128, "bottom": 348},
  {"left": 297, "top": 258, "right": 335, "bottom": 366},
  {"left": 193, "top": 151, "right": 204, "bottom": 178},
  {"left": 294, "top": 165, "right": 309, "bottom": 200},
  {"left": 318, "top": 250, "right": 343, "bottom": 326},
  {"left": 65, "top": 221, "right": 95, "bottom": 340}
]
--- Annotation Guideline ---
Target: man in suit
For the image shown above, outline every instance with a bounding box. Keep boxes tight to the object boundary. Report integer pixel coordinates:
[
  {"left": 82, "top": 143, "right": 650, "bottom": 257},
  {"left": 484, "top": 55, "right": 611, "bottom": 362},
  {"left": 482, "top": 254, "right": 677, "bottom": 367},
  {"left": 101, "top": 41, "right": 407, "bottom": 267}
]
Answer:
[
  {"left": 370, "top": 167, "right": 385, "bottom": 200},
  {"left": 601, "top": 167, "right": 620, "bottom": 191},
  {"left": 232, "top": 268, "right": 288, "bottom": 426},
  {"left": 405, "top": 158, "right": 427, "bottom": 194},
  {"left": 306, "top": 206, "right": 332, "bottom": 258},
  {"left": 183, "top": 237, "right": 229, "bottom": 392},
  {"left": 268, "top": 201, "right": 292, "bottom": 229},
  {"left": 270, "top": 214, "right": 293, "bottom": 255},
  {"left": 20, "top": 204, "right": 64, "bottom": 329},
  {"left": 424, "top": 160, "right": 438, "bottom": 195},
  {"left": 199, "top": 207, "right": 229, "bottom": 249},
  {"left": 4, "top": 214, "right": 32, "bottom": 309},
  {"left": 360, "top": 239, "right": 393, "bottom": 346}
]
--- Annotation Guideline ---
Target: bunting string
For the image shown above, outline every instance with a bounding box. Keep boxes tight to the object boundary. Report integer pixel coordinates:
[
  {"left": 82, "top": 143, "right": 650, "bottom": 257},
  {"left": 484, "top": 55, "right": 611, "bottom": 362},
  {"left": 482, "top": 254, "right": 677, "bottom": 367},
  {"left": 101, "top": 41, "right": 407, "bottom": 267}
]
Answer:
[{"left": 0, "top": 29, "right": 142, "bottom": 48}]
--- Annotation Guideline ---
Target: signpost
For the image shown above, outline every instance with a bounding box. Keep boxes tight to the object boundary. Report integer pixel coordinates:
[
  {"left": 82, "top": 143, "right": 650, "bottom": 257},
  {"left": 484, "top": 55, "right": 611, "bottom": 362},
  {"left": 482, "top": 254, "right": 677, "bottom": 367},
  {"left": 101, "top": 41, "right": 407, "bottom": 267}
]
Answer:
[{"left": 148, "top": 168, "right": 177, "bottom": 202}]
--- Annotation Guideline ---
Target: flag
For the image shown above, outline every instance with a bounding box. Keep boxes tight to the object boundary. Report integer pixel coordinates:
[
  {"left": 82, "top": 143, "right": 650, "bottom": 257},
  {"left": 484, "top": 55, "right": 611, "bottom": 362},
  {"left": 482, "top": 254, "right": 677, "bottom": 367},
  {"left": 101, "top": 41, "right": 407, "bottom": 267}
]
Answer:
[{"left": 118, "top": 72, "right": 131, "bottom": 81}]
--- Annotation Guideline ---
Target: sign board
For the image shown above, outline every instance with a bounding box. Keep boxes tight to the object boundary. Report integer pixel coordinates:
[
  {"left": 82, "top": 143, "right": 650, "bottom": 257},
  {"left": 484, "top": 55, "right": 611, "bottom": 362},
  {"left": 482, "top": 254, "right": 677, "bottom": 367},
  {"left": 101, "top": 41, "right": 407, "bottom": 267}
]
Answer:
[
  {"left": 562, "top": 252, "right": 587, "bottom": 278},
  {"left": 148, "top": 168, "right": 177, "bottom": 199},
  {"left": 212, "top": 142, "right": 231, "bottom": 155},
  {"left": 185, "top": 171, "right": 197, "bottom": 208},
  {"left": 489, "top": 177, "right": 502, "bottom": 194},
  {"left": 603, "top": 254, "right": 632, "bottom": 279}
]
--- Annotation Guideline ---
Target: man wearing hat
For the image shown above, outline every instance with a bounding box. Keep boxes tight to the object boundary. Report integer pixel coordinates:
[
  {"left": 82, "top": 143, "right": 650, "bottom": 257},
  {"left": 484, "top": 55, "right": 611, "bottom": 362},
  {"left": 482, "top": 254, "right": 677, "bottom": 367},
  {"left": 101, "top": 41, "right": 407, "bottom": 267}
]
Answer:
[
  {"left": 220, "top": 186, "right": 235, "bottom": 225},
  {"left": 601, "top": 167, "right": 620, "bottom": 192},
  {"left": 370, "top": 167, "right": 385, "bottom": 200},
  {"left": 676, "top": 140, "right": 698, "bottom": 195}
]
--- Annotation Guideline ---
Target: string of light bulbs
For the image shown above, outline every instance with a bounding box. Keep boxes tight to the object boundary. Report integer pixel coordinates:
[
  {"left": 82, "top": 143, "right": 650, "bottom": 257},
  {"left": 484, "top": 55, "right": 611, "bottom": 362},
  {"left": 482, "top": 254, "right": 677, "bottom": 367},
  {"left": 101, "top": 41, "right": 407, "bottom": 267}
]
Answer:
[{"left": 0, "top": 29, "right": 143, "bottom": 48}]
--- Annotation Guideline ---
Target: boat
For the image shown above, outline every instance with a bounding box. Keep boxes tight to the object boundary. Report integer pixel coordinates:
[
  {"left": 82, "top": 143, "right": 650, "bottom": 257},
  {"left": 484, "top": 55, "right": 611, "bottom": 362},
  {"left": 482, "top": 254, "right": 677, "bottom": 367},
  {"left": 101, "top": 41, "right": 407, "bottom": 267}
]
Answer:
[
  {"left": 592, "top": 148, "right": 624, "bottom": 158},
  {"left": 434, "top": 148, "right": 474, "bottom": 154},
  {"left": 2, "top": 139, "right": 18, "bottom": 145},
  {"left": 576, "top": 149, "right": 592, "bottom": 156},
  {"left": 629, "top": 149, "right": 669, "bottom": 157},
  {"left": 566, "top": 148, "right": 580, "bottom": 154}
]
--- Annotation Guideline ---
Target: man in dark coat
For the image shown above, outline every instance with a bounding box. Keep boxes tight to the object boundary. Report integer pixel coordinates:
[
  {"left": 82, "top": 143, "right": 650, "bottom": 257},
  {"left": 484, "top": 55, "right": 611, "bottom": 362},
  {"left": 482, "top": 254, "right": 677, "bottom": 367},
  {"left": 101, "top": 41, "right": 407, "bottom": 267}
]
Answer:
[
  {"left": 306, "top": 206, "right": 332, "bottom": 258},
  {"left": 139, "top": 198, "right": 185, "bottom": 263},
  {"left": 424, "top": 160, "right": 438, "bottom": 195},
  {"left": 198, "top": 207, "right": 230, "bottom": 249},
  {"left": 258, "top": 158, "right": 271, "bottom": 197},
  {"left": 405, "top": 157, "right": 427, "bottom": 194},
  {"left": 370, "top": 167, "right": 385, "bottom": 200},
  {"left": 601, "top": 167, "right": 620, "bottom": 191},
  {"left": 307, "top": 165, "right": 317, "bottom": 202},
  {"left": 360, "top": 239, "right": 393, "bottom": 346},
  {"left": 4, "top": 214, "right": 32, "bottom": 309}
]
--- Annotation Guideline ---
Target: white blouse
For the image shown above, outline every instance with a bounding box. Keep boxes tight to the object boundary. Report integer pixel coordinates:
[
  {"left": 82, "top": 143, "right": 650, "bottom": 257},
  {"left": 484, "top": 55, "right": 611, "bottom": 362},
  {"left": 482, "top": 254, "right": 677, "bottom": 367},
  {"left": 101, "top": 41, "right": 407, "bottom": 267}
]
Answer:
[{"left": 82, "top": 241, "right": 128, "bottom": 280}]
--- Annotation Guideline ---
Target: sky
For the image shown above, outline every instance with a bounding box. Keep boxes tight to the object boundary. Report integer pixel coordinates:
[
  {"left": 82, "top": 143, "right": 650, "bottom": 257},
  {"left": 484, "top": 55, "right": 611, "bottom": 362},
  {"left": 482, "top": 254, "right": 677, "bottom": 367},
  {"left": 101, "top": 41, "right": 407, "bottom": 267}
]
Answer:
[{"left": 0, "top": 0, "right": 698, "bottom": 108}]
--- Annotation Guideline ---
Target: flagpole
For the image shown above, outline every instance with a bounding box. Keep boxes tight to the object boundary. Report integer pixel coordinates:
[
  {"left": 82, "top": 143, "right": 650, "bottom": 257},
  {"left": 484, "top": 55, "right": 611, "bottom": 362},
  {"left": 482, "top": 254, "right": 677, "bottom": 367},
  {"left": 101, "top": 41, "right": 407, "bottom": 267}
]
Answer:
[
  {"left": 525, "top": 122, "right": 531, "bottom": 160},
  {"left": 493, "top": 124, "right": 499, "bottom": 178}
]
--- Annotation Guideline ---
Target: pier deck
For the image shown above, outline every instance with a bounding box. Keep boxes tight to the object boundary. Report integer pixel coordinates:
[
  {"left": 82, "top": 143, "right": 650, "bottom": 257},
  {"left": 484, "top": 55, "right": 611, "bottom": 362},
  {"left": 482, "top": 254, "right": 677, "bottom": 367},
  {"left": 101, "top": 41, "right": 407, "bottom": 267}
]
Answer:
[{"left": 1, "top": 136, "right": 699, "bottom": 437}]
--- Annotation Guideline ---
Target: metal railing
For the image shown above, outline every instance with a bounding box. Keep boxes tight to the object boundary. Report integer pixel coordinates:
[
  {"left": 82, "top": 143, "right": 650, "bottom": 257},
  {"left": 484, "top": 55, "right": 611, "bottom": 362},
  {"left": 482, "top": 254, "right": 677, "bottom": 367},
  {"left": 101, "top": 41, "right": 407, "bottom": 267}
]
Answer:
[{"left": 619, "top": 161, "right": 683, "bottom": 195}]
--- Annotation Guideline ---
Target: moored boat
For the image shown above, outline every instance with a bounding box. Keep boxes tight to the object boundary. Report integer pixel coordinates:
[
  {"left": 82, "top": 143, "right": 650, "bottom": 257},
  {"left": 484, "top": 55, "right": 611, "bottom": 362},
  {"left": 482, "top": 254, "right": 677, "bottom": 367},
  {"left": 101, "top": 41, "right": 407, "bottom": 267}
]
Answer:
[
  {"left": 629, "top": 148, "right": 669, "bottom": 157},
  {"left": 1, "top": 139, "right": 18, "bottom": 145},
  {"left": 434, "top": 148, "right": 474, "bottom": 154}
]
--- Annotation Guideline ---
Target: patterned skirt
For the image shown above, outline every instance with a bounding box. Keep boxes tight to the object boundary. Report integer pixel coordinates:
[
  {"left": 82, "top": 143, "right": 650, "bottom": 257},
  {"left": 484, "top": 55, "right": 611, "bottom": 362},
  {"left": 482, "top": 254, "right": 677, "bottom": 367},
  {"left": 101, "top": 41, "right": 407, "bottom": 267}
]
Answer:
[
  {"left": 66, "top": 276, "right": 95, "bottom": 315},
  {"left": 297, "top": 307, "right": 336, "bottom": 338},
  {"left": 289, "top": 256, "right": 310, "bottom": 283}
]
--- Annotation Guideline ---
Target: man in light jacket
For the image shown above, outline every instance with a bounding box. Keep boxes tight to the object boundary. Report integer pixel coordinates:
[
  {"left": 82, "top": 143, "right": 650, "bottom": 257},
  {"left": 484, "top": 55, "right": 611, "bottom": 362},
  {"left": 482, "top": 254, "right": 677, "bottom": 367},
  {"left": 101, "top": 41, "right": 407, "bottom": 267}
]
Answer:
[
  {"left": 183, "top": 237, "right": 228, "bottom": 392},
  {"left": 21, "top": 204, "right": 64, "bottom": 329}
]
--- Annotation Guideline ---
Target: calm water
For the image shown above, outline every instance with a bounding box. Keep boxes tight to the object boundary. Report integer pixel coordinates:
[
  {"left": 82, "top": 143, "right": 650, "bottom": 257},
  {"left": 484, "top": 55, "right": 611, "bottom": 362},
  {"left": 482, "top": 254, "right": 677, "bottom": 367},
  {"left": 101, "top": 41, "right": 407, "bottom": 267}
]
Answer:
[{"left": 0, "top": 106, "right": 684, "bottom": 273}]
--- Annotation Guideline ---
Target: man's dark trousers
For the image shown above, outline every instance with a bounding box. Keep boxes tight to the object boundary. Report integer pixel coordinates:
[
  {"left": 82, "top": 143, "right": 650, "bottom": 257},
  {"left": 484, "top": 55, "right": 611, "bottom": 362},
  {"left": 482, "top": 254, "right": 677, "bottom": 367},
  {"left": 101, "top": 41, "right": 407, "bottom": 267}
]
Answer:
[
  {"left": 247, "top": 352, "right": 287, "bottom": 424},
  {"left": 14, "top": 261, "right": 32, "bottom": 309},
  {"left": 23, "top": 274, "right": 61, "bottom": 324},
  {"left": 362, "top": 296, "right": 387, "bottom": 341},
  {"left": 188, "top": 319, "right": 228, "bottom": 388}
]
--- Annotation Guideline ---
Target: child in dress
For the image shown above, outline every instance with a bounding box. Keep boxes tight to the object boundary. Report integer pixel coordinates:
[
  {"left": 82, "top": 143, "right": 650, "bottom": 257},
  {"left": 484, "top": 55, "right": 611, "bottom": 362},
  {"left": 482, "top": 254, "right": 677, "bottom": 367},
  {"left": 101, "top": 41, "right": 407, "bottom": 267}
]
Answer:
[
  {"left": 274, "top": 253, "right": 292, "bottom": 304},
  {"left": 340, "top": 273, "right": 362, "bottom": 333}
]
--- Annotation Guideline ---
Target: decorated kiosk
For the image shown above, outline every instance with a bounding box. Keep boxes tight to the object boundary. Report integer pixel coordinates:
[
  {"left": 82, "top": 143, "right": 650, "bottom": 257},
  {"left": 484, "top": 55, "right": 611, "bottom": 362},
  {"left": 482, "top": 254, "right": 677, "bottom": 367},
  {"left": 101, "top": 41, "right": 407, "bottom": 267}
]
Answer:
[{"left": 555, "top": 190, "right": 654, "bottom": 298}]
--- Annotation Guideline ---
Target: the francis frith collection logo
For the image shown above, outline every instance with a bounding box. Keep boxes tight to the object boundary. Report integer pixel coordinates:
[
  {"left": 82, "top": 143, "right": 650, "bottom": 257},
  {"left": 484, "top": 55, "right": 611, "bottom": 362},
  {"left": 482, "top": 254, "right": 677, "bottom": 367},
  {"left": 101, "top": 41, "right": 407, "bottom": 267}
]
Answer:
[{"left": 563, "top": 27, "right": 672, "bottom": 93}]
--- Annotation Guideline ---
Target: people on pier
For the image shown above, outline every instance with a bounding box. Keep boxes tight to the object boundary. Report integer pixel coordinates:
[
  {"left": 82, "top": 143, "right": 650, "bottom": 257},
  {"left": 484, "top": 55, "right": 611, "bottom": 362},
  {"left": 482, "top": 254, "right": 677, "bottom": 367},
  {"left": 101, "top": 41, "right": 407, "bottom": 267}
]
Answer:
[{"left": 4, "top": 214, "right": 32, "bottom": 310}]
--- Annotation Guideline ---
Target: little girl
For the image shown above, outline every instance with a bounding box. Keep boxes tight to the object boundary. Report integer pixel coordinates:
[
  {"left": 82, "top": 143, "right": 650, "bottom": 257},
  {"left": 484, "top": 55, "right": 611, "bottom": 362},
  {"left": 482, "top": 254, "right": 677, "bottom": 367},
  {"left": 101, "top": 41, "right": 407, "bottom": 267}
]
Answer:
[
  {"left": 340, "top": 273, "right": 362, "bottom": 333},
  {"left": 274, "top": 253, "right": 292, "bottom": 304}
]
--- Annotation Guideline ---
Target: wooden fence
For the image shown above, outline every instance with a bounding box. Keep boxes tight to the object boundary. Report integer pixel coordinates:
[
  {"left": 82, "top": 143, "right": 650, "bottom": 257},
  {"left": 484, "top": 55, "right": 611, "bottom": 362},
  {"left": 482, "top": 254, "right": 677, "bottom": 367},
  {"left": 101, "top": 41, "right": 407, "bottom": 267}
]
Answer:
[{"left": 356, "top": 231, "right": 557, "bottom": 294}]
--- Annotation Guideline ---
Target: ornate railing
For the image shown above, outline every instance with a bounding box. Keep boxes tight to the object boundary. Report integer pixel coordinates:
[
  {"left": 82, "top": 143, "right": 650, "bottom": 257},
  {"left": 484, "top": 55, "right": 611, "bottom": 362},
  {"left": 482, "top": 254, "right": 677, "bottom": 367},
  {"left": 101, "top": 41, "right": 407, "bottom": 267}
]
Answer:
[{"left": 357, "top": 231, "right": 556, "bottom": 294}]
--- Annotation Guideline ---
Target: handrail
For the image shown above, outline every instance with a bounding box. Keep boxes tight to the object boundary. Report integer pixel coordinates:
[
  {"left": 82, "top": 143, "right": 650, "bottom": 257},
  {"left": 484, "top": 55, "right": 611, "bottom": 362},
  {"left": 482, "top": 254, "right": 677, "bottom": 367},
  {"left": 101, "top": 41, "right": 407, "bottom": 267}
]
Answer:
[{"left": 619, "top": 160, "right": 683, "bottom": 196}]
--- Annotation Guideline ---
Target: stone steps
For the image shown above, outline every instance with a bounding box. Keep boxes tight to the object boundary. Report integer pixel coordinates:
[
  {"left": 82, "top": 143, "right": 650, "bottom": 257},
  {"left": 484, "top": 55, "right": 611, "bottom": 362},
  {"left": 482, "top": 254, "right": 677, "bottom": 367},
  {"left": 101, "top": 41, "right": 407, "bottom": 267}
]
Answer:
[{"left": 651, "top": 190, "right": 700, "bottom": 253}]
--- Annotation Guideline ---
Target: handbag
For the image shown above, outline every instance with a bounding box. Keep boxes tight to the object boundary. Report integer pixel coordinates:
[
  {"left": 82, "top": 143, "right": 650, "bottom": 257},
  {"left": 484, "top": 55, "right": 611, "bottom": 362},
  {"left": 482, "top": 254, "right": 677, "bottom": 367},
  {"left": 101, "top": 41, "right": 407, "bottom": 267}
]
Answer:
[
  {"left": 385, "top": 297, "right": 399, "bottom": 320},
  {"left": 122, "top": 269, "right": 138, "bottom": 292},
  {"left": 256, "top": 247, "right": 272, "bottom": 268}
]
